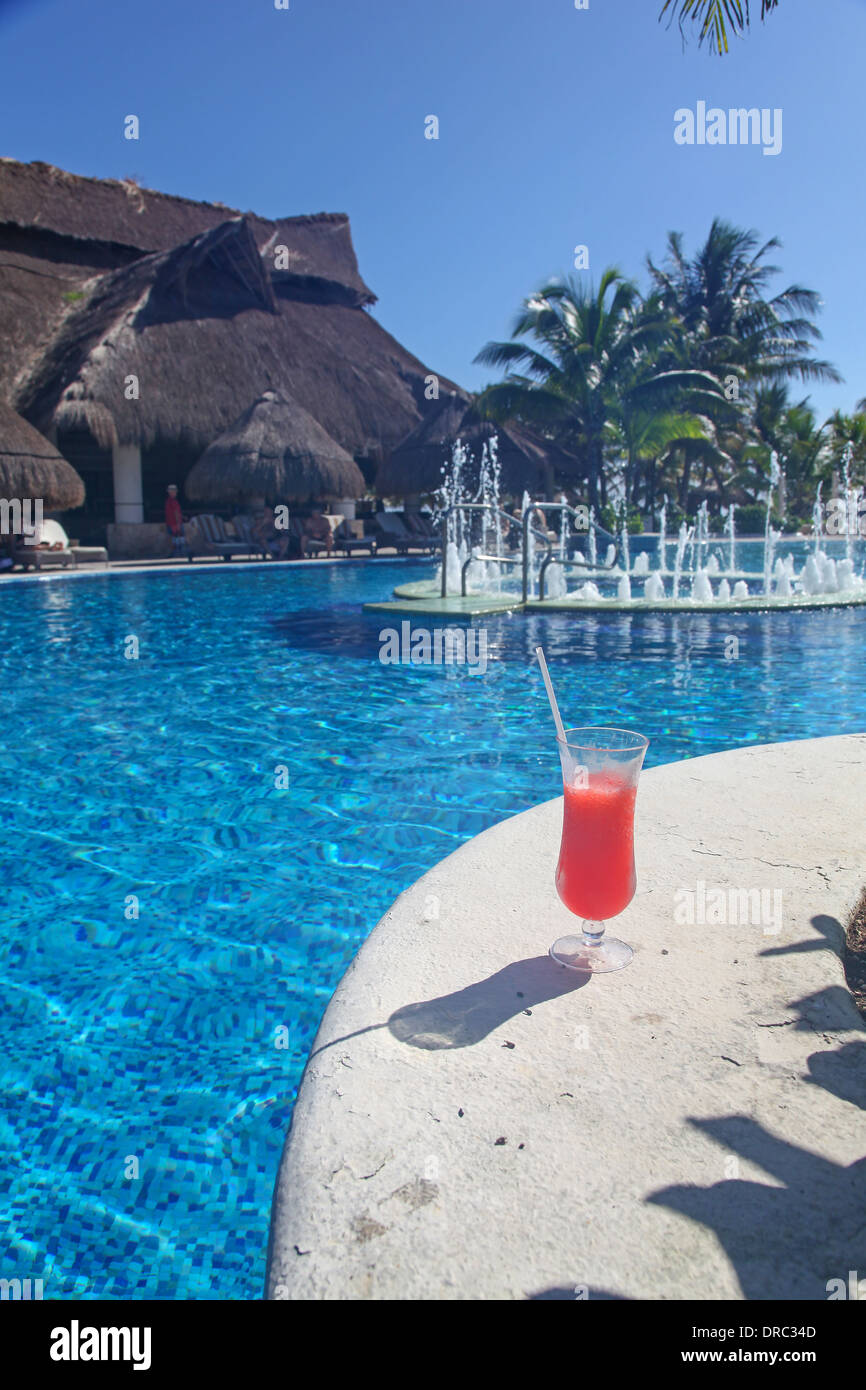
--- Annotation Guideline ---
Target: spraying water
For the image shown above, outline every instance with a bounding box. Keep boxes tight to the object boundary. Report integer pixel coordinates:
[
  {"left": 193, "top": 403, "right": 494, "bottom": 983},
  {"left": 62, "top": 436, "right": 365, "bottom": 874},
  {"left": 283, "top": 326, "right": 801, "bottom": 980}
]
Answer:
[
  {"left": 672, "top": 523, "right": 691, "bottom": 600},
  {"left": 436, "top": 437, "right": 470, "bottom": 594},
  {"left": 545, "top": 502, "right": 568, "bottom": 599},
  {"left": 763, "top": 451, "right": 781, "bottom": 596},
  {"left": 429, "top": 446, "right": 863, "bottom": 608},
  {"left": 522, "top": 490, "right": 536, "bottom": 599},
  {"left": 658, "top": 495, "right": 667, "bottom": 573},
  {"left": 685, "top": 523, "right": 695, "bottom": 578},
  {"left": 842, "top": 441, "right": 855, "bottom": 566},
  {"left": 692, "top": 569, "right": 713, "bottom": 603},
  {"left": 478, "top": 436, "right": 503, "bottom": 593},
  {"left": 812, "top": 480, "right": 824, "bottom": 557},
  {"left": 620, "top": 517, "right": 631, "bottom": 576},
  {"left": 726, "top": 503, "right": 736, "bottom": 574},
  {"left": 696, "top": 500, "right": 710, "bottom": 571}
]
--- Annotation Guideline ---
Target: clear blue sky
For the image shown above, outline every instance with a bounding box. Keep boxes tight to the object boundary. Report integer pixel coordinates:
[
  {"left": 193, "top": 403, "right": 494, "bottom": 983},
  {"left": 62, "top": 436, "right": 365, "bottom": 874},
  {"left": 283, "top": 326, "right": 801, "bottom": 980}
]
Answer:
[{"left": 1, "top": 0, "right": 864, "bottom": 422}]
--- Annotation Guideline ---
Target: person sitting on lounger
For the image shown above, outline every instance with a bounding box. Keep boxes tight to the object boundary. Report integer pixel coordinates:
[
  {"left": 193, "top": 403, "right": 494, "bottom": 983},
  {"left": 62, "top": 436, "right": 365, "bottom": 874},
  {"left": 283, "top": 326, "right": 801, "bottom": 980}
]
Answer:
[
  {"left": 301, "top": 509, "right": 334, "bottom": 557},
  {"left": 253, "top": 507, "right": 290, "bottom": 560}
]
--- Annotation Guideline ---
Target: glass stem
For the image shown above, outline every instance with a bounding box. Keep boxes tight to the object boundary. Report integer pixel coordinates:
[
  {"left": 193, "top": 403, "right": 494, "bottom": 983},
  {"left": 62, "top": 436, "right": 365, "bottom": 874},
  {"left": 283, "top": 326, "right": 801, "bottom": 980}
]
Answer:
[{"left": 581, "top": 920, "right": 606, "bottom": 948}]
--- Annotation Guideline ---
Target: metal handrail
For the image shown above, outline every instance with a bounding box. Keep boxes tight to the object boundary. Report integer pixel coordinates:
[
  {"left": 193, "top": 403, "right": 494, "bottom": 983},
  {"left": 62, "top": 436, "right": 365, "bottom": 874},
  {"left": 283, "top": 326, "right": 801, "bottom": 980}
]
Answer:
[
  {"left": 439, "top": 503, "right": 551, "bottom": 598},
  {"left": 439, "top": 500, "right": 621, "bottom": 602},
  {"left": 523, "top": 502, "right": 620, "bottom": 602},
  {"left": 533, "top": 502, "right": 620, "bottom": 565},
  {"left": 460, "top": 551, "right": 521, "bottom": 596},
  {"left": 538, "top": 552, "right": 589, "bottom": 601}
]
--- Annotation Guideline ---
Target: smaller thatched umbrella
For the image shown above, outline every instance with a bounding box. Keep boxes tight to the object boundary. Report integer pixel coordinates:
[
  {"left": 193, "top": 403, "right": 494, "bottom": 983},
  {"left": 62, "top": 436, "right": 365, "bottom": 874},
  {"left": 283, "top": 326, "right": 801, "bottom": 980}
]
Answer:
[
  {"left": 377, "top": 393, "right": 562, "bottom": 499},
  {"left": 185, "top": 390, "right": 365, "bottom": 505},
  {"left": 0, "top": 403, "right": 85, "bottom": 509}
]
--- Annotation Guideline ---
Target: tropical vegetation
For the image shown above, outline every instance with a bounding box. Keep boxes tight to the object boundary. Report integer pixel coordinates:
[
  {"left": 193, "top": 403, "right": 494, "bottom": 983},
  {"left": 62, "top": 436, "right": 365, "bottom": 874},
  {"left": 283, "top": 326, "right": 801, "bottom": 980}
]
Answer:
[{"left": 474, "top": 219, "right": 860, "bottom": 529}]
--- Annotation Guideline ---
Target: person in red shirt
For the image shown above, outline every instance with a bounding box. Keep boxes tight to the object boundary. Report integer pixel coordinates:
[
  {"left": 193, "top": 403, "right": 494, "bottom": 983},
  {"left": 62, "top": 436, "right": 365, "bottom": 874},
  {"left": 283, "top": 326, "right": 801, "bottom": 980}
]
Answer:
[{"left": 165, "top": 484, "right": 185, "bottom": 554}]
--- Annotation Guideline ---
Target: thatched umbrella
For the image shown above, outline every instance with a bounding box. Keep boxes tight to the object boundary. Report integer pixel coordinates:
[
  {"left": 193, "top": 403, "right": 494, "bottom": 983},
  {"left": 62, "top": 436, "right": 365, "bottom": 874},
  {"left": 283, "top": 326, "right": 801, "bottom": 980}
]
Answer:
[
  {"left": 0, "top": 403, "right": 85, "bottom": 509},
  {"left": 376, "top": 393, "right": 564, "bottom": 498},
  {"left": 184, "top": 390, "right": 365, "bottom": 505}
]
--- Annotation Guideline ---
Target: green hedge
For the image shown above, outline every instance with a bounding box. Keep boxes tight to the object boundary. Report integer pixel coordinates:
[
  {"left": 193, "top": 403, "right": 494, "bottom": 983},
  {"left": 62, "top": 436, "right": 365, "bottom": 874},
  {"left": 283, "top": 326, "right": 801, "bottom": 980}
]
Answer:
[
  {"left": 600, "top": 504, "right": 643, "bottom": 535},
  {"left": 733, "top": 503, "right": 783, "bottom": 534}
]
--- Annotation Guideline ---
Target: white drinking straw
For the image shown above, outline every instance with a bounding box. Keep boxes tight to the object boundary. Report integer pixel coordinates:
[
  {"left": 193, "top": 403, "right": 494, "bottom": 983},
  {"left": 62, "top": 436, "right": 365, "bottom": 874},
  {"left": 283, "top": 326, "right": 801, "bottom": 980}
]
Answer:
[{"left": 535, "top": 645, "right": 566, "bottom": 744}]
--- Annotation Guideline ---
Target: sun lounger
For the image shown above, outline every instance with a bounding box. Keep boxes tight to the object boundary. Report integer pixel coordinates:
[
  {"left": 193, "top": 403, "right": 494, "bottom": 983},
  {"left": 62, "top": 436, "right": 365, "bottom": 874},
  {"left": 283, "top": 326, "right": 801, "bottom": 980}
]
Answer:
[
  {"left": 232, "top": 514, "right": 269, "bottom": 559},
  {"left": 13, "top": 540, "right": 75, "bottom": 571},
  {"left": 333, "top": 519, "right": 377, "bottom": 556},
  {"left": 48, "top": 521, "right": 108, "bottom": 565},
  {"left": 371, "top": 512, "right": 421, "bottom": 554},
  {"left": 12, "top": 519, "right": 106, "bottom": 569},
  {"left": 187, "top": 514, "right": 256, "bottom": 560},
  {"left": 286, "top": 516, "right": 327, "bottom": 555},
  {"left": 402, "top": 512, "right": 441, "bottom": 550}
]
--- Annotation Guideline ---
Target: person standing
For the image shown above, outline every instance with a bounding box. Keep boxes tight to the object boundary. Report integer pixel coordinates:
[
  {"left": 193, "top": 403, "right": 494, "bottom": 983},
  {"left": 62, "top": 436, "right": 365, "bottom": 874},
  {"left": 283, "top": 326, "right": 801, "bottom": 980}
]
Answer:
[{"left": 165, "top": 484, "right": 185, "bottom": 555}]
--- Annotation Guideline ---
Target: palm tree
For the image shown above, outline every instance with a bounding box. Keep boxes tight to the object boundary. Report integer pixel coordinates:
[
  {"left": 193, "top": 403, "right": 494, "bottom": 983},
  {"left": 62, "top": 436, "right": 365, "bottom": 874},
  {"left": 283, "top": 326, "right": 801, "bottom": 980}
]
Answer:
[
  {"left": 659, "top": 0, "right": 780, "bottom": 54},
  {"left": 474, "top": 271, "right": 722, "bottom": 508},
  {"left": 605, "top": 406, "right": 711, "bottom": 514},
  {"left": 647, "top": 220, "right": 840, "bottom": 391},
  {"left": 743, "top": 385, "right": 828, "bottom": 519},
  {"left": 825, "top": 410, "right": 866, "bottom": 486},
  {"left": 645, "top": 220, "right": 840, "bottom": 509}
]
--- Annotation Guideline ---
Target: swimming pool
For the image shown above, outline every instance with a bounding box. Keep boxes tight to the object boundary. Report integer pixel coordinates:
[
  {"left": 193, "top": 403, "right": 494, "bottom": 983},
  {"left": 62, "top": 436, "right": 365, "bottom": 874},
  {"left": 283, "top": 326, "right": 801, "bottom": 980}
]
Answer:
[{"left": 1, "top": 559, "right": 864, "bottom": 1299}]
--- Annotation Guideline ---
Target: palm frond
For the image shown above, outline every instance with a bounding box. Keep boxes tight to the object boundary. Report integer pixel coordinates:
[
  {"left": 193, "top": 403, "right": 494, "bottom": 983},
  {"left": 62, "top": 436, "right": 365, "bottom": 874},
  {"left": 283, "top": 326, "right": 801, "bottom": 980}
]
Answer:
[{"left": 659, "top": 1, "right": 779, "bottom": 56}]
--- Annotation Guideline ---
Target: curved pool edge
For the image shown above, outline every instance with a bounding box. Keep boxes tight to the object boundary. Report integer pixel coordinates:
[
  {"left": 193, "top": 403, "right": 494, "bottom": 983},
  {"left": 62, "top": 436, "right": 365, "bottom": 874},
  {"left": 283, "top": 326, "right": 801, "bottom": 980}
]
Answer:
[{"left": 266, "top": 735, "right": 866, "bottom": 1300}]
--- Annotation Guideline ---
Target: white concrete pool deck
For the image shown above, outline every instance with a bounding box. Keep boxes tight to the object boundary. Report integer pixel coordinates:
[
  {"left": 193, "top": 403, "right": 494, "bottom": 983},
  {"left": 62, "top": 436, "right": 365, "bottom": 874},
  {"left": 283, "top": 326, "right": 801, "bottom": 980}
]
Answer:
[{"left": 267, "top": 735, "right": 866, "bottom": 1301}]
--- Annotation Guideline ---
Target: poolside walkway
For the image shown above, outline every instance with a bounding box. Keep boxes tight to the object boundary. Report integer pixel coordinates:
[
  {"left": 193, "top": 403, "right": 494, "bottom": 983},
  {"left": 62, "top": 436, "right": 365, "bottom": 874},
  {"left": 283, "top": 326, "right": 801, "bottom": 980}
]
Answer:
[
  {"left": 267, "top": 735, "right": 866, "bottom": 1301},
  {"left": 0, "top": 548, "right": 413, "bottom": 582}
]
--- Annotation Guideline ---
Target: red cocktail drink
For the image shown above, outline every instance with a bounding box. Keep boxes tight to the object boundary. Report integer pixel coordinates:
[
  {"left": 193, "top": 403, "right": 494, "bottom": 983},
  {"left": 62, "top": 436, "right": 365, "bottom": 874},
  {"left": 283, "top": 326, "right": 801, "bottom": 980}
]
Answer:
[
  {"left": 556, "top": 773, "right": 637, "bottom": 921},
  {"left": 549, "top": 726, "right": 648, "bottom": 973}
]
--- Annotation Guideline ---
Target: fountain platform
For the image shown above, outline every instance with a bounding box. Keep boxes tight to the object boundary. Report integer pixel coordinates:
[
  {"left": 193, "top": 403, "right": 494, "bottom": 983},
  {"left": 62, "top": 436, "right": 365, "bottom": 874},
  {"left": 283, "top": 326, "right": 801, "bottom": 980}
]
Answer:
[
  {"left": 364, "top": 578, "right": 523, "bottom": 616},
  {"left": 364, "top": 577, "right": 866, "bottom": 618},
  {"left": 363, "top": 595, "right": 522, "bottom": 618},
  {"left": 527, "top": 590, "right": 866, "bottom": 614}
]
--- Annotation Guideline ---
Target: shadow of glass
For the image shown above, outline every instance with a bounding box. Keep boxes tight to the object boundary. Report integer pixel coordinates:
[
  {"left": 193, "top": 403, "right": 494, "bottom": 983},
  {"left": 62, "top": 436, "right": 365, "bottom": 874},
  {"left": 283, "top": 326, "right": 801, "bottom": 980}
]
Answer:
[
  {"left": 387, "top": 955, "right": 590, "bottom": 1050},
  {"left": 306, "top": 955, "right": 590, "bottom": 1062}
]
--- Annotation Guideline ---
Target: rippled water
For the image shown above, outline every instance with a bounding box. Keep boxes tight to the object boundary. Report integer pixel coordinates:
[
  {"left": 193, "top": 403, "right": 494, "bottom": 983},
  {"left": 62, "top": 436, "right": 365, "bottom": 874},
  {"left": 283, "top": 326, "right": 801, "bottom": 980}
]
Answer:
[{"left": 1, "top": 559, "right": 864, "bottom": 1299}]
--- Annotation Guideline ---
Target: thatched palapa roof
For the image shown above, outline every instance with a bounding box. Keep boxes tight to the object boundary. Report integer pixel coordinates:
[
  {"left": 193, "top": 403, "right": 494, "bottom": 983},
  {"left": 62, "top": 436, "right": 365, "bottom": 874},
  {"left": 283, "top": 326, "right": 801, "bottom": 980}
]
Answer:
[
  {"left": 0, "top": 159, "right": 380, "bottom": 416},
  {"left": 14, "top": 214, "right": 458, "bottom": 465},
  {"left": 377, "top": 393, "right": 564, "bottom": 497},
  {"left": 0, "top": 402, "right": 85, "bottom": 509},
  {"left": 2, "top": 158, "right": 465, "bottom": 487},
  {"left": 0, "top": 157, "right": 374, "bottom": 305},
  {"left": 185, "top": 390, "right": 365, "bottom": 504}
]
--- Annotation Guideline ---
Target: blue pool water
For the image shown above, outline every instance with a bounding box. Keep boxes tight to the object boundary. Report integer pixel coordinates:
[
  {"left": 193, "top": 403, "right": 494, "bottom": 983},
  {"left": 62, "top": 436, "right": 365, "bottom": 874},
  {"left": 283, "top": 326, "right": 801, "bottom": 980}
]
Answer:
[{"left": 1, "top": 558, "right": 864, "bottom": 1300}]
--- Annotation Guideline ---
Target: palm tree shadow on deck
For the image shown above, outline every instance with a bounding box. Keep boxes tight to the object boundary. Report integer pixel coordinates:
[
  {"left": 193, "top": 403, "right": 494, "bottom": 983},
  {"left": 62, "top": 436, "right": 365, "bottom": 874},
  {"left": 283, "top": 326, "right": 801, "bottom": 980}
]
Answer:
[
  {"left": 648, "top": 976, "right": 866, "bottom": 1300},
  {"left": 648, "top": 1114, "right": 866, "bottom": 1299},
  {"left": 805, "top": 1039, "right": 866, "bottom": 1110},
  {"left": 387, "top": 955, "right": 590, "bottom": 1050},
  {"left": 760, "top": 912, "right": 846, "bottom": 960}
]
